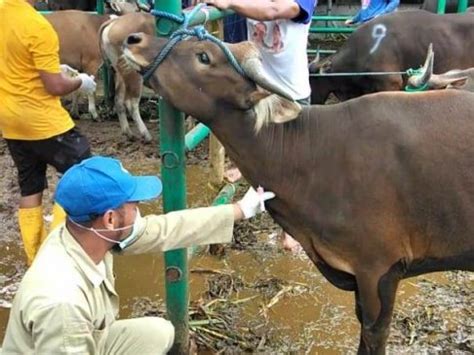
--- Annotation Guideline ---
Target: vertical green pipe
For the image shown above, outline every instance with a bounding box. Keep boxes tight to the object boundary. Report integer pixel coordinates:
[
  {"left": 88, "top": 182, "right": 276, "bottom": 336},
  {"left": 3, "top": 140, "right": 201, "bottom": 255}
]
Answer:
[
  {"left": 437, "top": 0, "right": 447, "bottom": 13},
  {"left": 457, "top": 0, "right": 468, "bottom": 12},
  {"left": 155, "top": 0, "right": 189, "bottom": 353},
  {"left": 96, "top": 0, "right": 110, "bottom": 104}
]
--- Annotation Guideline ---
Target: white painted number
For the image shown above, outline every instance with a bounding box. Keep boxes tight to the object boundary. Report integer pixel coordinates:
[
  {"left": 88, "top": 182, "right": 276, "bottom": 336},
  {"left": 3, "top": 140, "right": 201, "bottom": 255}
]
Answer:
[{"left": 370, "top": 24, "right": 387, "bottom": 54}]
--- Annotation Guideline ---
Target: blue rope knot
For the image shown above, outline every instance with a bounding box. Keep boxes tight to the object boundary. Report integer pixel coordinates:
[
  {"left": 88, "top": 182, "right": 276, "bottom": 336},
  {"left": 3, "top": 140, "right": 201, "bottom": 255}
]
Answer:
[
  {"left": 192, "top": 26, "right": 207, "bottom": 40},
  {"left": 140, "top": 5, "right": 245, "bottom": 82}
]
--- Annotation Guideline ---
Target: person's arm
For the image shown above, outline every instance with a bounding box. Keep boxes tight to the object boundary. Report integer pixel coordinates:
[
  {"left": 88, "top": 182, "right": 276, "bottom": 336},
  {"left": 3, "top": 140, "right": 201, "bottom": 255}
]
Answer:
[
  {"left": 28, "top": 18, "right": 95, "bottom": 96},
  {"left": 29, "top": 302, "right": 97, "bottom": 354},
  {"left": 39, "top": 71, "right": 82, "bottom": 96},
  {"left": 380, "top": 0, "right": 399, "bottom": 15},
  {"left": 205, "top": 0, "right": 300, "bottom": 22},
  {"left": 119, "top": 187, "right": 274, "bottom": 255}
]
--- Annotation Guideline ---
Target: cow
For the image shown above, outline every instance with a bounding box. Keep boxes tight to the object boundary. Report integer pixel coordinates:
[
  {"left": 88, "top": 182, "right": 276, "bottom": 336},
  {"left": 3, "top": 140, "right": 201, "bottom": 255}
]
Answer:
[
  {"left": 408, "top": 44, "right": 474, "bottom": 91},
  {"left": 99, "top": 13, "right": 155, "bottom": 142},
  {"left": 309, "top": 10, "right": 474, "bottom": 104},
  {"left": 421, "top": 0, "right": 474, "bottom": 13},
  {"left": 44, "top": 3, "right": 143, "bottom": 121},
  {"left": 45, "top": 11, "right": 112, "bottom": 120},
  {"left": 122, "top": 32, "right": 474, "bottom": 354}
]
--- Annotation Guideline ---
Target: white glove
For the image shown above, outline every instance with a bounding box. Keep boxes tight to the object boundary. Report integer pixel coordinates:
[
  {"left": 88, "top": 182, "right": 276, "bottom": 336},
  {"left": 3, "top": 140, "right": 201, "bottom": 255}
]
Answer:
[
  {"left": 77, "top": 73, "right": 97, "bottom": 94},
  {"left": 237, "top": 186, "right": 276, "bottom": 219},
  {"left": 60, "top": 64, "right": 79, "bottom": 77}
]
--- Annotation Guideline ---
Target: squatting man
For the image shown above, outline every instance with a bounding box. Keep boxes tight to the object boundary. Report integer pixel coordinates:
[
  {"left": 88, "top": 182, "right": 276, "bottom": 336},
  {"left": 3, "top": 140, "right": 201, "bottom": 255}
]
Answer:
[{"left": 2, "top": 156, "right": 276, "bottom": 354}]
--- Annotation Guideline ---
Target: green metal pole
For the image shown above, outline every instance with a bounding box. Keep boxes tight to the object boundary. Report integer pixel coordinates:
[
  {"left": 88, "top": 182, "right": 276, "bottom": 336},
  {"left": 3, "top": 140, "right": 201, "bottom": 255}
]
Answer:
[
  {"left": 155, "top": 0, "right": 189, "bottom": 353},
  {"left": 96, "top": 0, "right": 111, "bottom": 107},
  {"left": 437, "top": 0, "right": 447, "bottom": 14},
  {"left": 309, "top": 27, "right": 355, "bottom": 33},
  {"left": 457, "top": 0, "right": 468, "bottom": 12},
  {"left": 96, "top": 0, "right": 104, "bottom": 14},
  {"left": 312, "top": 15, "right": 352, "bottom": 21}
]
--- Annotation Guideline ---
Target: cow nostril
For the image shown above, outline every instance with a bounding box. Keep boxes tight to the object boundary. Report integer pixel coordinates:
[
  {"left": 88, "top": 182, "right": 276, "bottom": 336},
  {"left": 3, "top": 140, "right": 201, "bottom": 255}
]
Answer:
[{"left": 127, "top": 34, "right": 142, "bottom": 45}]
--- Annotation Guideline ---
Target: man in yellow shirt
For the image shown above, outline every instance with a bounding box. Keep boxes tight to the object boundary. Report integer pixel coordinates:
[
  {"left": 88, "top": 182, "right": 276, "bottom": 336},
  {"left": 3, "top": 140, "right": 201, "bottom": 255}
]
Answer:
[
  {"left": 0, "top": 0, "right": 96, "bottom": 265},
  {"left": 2, "top": 156, "right": 275, "bottom": 354}
]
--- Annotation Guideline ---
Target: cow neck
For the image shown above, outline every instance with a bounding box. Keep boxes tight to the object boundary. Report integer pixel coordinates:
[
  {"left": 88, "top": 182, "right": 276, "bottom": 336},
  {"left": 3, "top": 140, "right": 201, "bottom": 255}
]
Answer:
[{"left": 208, "top": 105, "right": 315, "bottom": 192}]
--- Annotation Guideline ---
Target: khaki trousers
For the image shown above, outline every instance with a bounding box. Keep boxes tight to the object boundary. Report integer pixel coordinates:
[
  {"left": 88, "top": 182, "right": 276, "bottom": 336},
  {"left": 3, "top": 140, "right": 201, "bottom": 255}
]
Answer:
[{"left": 102, "top": 317, "right": 175, "bottom": 355}]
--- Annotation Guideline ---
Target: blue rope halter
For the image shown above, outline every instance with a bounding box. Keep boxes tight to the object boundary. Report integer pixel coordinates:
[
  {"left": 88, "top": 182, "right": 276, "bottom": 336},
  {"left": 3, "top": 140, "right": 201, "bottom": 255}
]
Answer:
[{"left": 140, "top": 5, "right": 245, "bottom": 83}]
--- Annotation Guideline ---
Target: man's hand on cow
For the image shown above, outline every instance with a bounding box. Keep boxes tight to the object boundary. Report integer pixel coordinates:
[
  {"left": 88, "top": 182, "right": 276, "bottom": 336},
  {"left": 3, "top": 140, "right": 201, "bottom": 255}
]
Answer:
[
  {"left": 77, "top": 73, "right": 97, "bottom": 94},
  {"left": 237, "top": 186, "right": 276, "bottom": 219},
  {"left": 204, "top": 0, "right": 232, "bottom": 10}
]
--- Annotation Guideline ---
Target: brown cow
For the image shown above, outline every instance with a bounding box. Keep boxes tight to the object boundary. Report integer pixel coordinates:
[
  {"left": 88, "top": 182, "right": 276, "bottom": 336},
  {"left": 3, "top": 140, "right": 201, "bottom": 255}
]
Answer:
[
  {"left": 100, "top": 13, "right": 155, "bottom": 142},
  {"left": 45, "top": 11, "right": 114, "bottom": 120},
  {"left": 45, "top": 3, "right": 144, "bottom": 121},
  {"left": 123, "top": 33, "right": 474, "bottom": 354}
]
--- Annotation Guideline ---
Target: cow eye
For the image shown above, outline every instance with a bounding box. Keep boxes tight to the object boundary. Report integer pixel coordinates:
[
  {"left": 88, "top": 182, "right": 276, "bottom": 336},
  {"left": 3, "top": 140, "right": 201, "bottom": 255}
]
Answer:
[{"left": 197, "top": 52, "right": 210, "bottom": 65}]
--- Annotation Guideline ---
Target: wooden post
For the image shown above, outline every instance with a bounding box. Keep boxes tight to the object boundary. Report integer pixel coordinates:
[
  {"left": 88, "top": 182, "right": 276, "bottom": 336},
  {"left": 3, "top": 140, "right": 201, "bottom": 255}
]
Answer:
[
  {"left": 209, "top": 134, "right": 225, "bottom": 186},
  {"left": 208, "top": 19, "right": 226, "bottom": 187}
]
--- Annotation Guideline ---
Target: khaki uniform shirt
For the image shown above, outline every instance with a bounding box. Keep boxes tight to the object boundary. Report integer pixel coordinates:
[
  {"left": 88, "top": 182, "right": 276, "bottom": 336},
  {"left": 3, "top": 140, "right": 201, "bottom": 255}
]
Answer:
[{"left": 2, "top": 205, "right": 234, "bottom": 354}]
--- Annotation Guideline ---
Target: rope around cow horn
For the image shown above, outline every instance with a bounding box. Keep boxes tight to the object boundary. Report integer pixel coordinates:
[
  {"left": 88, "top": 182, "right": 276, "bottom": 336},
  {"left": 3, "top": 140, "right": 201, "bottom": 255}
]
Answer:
[{"left": 141, "top": 4, "right": 295, "bottom": 101}]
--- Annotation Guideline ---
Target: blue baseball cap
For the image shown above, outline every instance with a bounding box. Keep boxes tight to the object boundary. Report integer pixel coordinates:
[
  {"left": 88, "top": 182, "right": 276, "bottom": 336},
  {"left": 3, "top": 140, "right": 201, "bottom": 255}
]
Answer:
[{"left": 55, "top": 156, "right": 162, "bottom": 222}]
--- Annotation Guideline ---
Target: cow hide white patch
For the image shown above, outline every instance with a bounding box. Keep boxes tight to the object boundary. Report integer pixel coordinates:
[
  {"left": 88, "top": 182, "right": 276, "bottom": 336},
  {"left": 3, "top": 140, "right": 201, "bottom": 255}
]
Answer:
[{"left": 253, "top": 95, "right": 302, "bottom": 133}]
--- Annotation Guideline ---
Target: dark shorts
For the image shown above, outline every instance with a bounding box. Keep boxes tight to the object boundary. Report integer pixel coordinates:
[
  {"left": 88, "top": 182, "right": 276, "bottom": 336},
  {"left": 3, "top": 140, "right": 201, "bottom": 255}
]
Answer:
[{"left": 5, "top": 128, "right": 91, "bottom": 196}]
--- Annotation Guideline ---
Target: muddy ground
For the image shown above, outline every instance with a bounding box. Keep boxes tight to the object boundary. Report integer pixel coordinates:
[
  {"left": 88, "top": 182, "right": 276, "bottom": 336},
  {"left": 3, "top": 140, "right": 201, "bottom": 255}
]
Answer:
[{"left": 0, "top": 100, "right": 472, "bottom": 353}]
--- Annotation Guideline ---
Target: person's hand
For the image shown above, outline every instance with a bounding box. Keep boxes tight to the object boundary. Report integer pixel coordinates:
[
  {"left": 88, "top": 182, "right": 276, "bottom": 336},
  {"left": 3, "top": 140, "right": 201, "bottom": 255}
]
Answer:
[
  {"left": 237, "top": 186, "right": 276, "bottom": 219},
  {"left": 77, "top": 73, "right": 97, "bottom": 94},
  {"left": 204, "top": 0, "right": 232, "bottom": 10},
  {"left": 60, "top": 64, "right": 79, "bottom": 78},
  {"left": 345, "top": 18, "right": 354, "bottom": 25}
]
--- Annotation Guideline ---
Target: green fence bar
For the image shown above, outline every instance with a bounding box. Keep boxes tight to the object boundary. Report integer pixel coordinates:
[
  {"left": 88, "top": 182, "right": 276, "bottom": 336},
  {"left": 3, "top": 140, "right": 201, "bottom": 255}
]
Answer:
[
  {"left": 437, "top": 0, "right": 447, "bottom": 13},
  {"left": 307, "top": 49, "right": 337, "bottom": 55},
  {"left": 96, "top": 0, "right": 110, "bottom": 105},
  {"left": 186, "top": 7, "right": 234, "bottom": 26},
  {"left": 312, "top": 15, "right": 352, "bottom": 21},
  {"left": 457, "top": 0, "right": 468, "bottom": 12},
  {"left": 96, "top": 0, "right": 104, "bottom": 15},
  {"left": 185, "top": 123, "right": 211, "bottom": 151},
  {"left": 310, "top": 26, "right": 355, "bottom": 33}
]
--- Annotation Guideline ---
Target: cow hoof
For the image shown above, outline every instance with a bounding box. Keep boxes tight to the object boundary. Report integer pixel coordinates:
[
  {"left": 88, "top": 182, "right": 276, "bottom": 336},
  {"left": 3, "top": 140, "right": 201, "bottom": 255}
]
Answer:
[
  {"left": 142, "top": 133, "right": 153, "bottom": 143},
  {"left": 280, "top": 232, "right": 303, "bottom": 253}
]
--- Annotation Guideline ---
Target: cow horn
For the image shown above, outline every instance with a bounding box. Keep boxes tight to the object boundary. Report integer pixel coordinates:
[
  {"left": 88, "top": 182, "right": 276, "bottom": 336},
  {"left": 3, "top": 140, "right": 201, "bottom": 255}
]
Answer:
[
  {"left": 241, "top": 57, "right": 295, "bottom": 101},
  {"left": 408, "top": 43, "right": 434, "bottom": 88}
]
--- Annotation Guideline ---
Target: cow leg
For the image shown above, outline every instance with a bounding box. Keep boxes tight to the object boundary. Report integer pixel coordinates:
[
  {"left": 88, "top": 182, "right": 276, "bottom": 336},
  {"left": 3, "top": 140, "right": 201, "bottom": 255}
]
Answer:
[
  {"left": 87, "top": 92, "right": 100, "bottom": 122},
  {"left": 129, "top": 97, "right": 152, "bottom": 142},
  {"left": 71, "top": 92, "right": 80, "bottom": 119},
  {"left": 115, "top": 73, "right": 134, "bottom": 139},
  {"left": 355, "top": 265, "right": 401, "bottom": 355}
]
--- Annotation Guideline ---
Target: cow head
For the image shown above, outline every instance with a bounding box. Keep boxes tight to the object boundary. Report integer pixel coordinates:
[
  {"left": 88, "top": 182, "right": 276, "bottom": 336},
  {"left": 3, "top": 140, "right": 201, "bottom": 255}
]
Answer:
[
  {"left": 408, "top": 43, "right": 471, "bottom": 91},
  {"left": 123, "top": 32, "right": 301, "bottom": 130}
]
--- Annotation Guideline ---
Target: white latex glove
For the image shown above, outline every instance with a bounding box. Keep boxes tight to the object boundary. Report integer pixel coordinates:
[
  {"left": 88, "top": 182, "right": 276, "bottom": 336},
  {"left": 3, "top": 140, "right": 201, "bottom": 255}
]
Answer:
[
  {"left": 77, "top": 73, "right": 97, "bottom": 94},
  {"left": 60, "top": 64, "right": 79, "bottom": 77},
  {"left": 237, "top": 186, "right": 276, "bottom": 219}
]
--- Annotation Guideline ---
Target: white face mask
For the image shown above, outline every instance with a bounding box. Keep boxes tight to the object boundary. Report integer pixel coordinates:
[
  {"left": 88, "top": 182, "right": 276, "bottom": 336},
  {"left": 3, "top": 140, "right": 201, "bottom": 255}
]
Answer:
[{"left": 69, "top": 208, "right": 142, "bottom": 251}]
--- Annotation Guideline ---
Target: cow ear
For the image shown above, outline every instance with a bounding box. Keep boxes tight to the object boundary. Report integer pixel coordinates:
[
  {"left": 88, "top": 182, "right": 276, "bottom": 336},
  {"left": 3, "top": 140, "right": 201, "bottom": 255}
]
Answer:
[
  {"left": 253, "top": 94, "right": 301, "bottom": 132},
  {"left": 447, "top": 77, "right": 468, "bottom": 89}
]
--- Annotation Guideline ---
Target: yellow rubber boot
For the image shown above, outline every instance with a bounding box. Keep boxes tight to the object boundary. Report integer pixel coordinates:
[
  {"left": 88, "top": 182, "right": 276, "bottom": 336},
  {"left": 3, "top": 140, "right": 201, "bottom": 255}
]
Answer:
[
  {"left": 49, "top": 203, "right": 66, "bottom": 235},
  {"left": 18, "top": 206, "right": 45, "bottom": 266}
]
